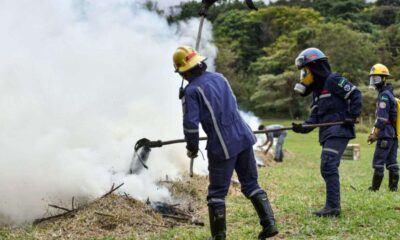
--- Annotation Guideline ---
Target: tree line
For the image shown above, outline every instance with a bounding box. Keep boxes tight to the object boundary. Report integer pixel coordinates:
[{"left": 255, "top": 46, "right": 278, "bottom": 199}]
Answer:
[{"left": 148, "top": 0, "right": 400, "bottom": 121}]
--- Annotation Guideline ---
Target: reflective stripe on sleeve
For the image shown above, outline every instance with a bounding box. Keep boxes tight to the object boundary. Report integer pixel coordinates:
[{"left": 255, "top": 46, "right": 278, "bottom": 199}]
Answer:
[
  {"left": 344, "top": 86, "right": 357, "bottom": 99},
  {"left": 311, "top": 104, "right": 318, "bottom": 112},
  {"left": 184, "top": 128, "right": 199, "bottom": 133},
  {"left": 197, "top": 87, "right": 230, "bottom": 159},
  {"left": 319, "top": 93, "right": 332, "bottom": 99},
  {"left": 377, "top": 117, "right": 388, "bottom": 122}
]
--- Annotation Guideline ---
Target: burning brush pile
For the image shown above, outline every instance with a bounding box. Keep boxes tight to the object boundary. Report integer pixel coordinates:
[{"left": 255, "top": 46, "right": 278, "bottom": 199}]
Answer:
[
  {"left": 1, "top": 150, "right": 278, "bottom": 240},
  {"left": 1, "top": 175, "right": 209, "bottom": 240}
]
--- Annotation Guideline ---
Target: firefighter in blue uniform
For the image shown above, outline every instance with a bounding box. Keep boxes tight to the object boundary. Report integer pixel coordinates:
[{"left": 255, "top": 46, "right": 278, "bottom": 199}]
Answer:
[
  {"left": 291, "top": 48, "right": 362, "bottom": 217},
  {"left": 173, "top": 46, "right": 278, "bottom": 239},
  {"left": 367, "top": 63, "right": 399, "bottom": 192}
]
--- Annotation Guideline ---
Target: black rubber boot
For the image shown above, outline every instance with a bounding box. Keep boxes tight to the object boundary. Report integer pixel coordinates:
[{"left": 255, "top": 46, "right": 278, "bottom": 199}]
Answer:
[
  {"left": 208, "top": 206, "right": 226, "bottom": 240},
  {"left": 313, "top": 206, "right": 341, "bottom": 217},
  {"left": 368, "top": 171, "right": 384, "bottom": 192},
  {"left": 389, "top": 171, "right": 399, "bottom": 192},
  {"left": 250, "top": 192, "right": 279, "bottom": 239}
]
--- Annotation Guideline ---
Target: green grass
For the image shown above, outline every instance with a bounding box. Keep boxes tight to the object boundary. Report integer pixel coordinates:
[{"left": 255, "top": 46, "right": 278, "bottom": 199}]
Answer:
[
  {"left": 156, "top": 119, "right": 400, "bottom": 240},
  {"left": 1, "top": 120, "right": 399, "bottom": 240}
]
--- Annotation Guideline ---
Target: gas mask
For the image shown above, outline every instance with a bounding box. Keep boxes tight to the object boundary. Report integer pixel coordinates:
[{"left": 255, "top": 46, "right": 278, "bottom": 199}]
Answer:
[
  {"left": 294, "top": 67, "right": 314, "bottom": 96},
  {"left": 369, "top": 75, "right": 384, "bottom": 90}
]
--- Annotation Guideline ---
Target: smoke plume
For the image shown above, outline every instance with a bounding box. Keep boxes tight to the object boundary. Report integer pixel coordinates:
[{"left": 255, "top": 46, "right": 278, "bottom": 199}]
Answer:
[{"left": 0, "top": 0, "right": 215, "bottom": 224}]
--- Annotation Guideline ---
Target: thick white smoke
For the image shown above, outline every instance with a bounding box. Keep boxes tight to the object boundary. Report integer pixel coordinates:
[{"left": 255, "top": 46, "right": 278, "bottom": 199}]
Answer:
[{"left": 0, "top": 0, "right": 215, "bottom": 224}]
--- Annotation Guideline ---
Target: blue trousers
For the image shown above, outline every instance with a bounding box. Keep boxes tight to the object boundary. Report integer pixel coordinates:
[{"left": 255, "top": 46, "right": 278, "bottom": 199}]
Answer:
[
  {"left": 274, "top": 132, "right": 287, "bottom": 161},
  {"left": 207, "top": 147, "right": 263, "bottom": 208},
  {"left": 373, "top": 138, "right": 399, "bottom": 174},
  {"left": 320, "top": 137, "right": 349, "bottom": 209}
]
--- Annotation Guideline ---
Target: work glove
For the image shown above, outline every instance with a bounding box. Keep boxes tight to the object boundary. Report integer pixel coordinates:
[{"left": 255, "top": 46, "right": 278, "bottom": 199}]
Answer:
[
  {"left": 292, "top": 122, "right": 306, "bottom": 133},
  {"left": 368, "top": 133, "right": 378, "bottom": 144},
  {"left": 368, "top": 128, "right": 380, "bottom": 144},
  {"left": 187, "top": 149, "right": 198, "bottom": 159}
]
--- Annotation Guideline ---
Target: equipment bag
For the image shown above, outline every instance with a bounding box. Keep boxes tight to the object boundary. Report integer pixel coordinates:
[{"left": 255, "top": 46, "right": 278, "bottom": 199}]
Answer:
[{"left": 395, "top": 98, "right": 400, "bottom": 137}]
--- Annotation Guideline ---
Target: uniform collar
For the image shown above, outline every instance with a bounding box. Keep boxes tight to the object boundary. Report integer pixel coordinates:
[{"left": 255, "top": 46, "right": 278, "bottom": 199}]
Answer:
[{"left": 379, "top": 84, "right": 394, "bottom": 93}]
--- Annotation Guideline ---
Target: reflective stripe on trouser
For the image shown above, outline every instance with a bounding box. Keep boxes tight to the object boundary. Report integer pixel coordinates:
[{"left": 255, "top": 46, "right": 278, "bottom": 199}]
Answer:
[
  {"left": 207, "top": 147, "right": 262, "bottom": 208},
  {"left": 320, "top": 138, "right": 349, "bottom": 209},
  {"left": 373, "top": 138, "right": 399, "bottom": 174}
]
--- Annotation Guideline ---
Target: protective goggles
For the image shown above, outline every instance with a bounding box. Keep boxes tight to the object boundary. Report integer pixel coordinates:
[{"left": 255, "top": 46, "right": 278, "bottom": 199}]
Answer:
[{"left": 295, "top": 56, "right": 305, "bottom": 69}]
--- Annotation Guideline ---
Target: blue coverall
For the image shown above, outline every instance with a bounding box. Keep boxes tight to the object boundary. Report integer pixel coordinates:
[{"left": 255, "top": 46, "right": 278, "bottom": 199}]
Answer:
[
  {"left": 372, "top": 85, "right": 398, "bottom": 174},
  {"left": 304, "top": 73, "right": 362, "bottom": 209},
  {"left": 182, "top": 71, "right": 263, "bottom": 208}
]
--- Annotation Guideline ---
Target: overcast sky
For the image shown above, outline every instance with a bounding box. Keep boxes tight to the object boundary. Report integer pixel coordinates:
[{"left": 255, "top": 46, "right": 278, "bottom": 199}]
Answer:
[
  {"left": 145, "top": 0, "right": 376, "bottom": 9},
  {"left": 141, "top": 0, "right": 274, "bottom": 9}
]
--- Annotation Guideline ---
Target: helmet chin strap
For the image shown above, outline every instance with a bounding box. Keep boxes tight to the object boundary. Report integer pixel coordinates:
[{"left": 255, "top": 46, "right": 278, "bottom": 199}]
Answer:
[
  {"left": 178, "top": 63, "right": 204, "bottom": 99},
  {"left": 179, "top": 78, "right": 185, "bottom": 99}
]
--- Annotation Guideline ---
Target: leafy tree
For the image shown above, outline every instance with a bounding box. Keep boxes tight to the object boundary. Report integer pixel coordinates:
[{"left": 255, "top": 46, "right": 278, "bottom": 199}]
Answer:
[
  {"left": 143, "top": 0, "right": 164, "bottom": 15},
  {"left": 313, "top": 0, "right": 367, "bottom": 21},
  {"left": 213, "top": 6, "right": 322, "bottom": 108},
  {"left": 271, "top": 0, "right": 313, "bottom": 8},
  {"left": 358, "top": 85, "right": 376, "bottom": 124},
  {"left": 370, "top": 6, "right": 400, "bottom": 26},
  {"left": 167, "top": 0, "right": 265, "bottom": 23},
  {"left": 273, "top": 0, "right": 368, "bottom": 21},
  {"left": 249, "top": 23, "right": 382, "bottom": 118},
  {"left": 379, "top": 24, "right": 400, "bottom": 77},
  {"left": 251, "top": 71, "right": 308, "bottom": 118},
  {"left": 167, "top": 0, "right": 200, "bottom": 23},
  {"left": 214, "top": 9, "right": 262, "bottom": 71},
  {"left": 159, "top": 2, "right": 400, "bottom": 118},
  {"left": 307, "top": 24, "right": 379, "bottom": 84},
  {"left": 213, "top": 6, "right": 322, "bottom": 69},
  {"left": 252, "top": 23, "right": 380, "bottom": 84},
  {"left": 376, "top": 0, "right": 400, "bottom": 6}
]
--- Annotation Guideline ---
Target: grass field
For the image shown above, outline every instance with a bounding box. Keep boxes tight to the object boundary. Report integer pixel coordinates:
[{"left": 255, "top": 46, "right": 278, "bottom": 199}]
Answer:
[
  {"left": 157, "top": 120, "right": 400, "bottom": 240},
  {"left": 1, "top": 120, "right": 399, "bottom": 240}
]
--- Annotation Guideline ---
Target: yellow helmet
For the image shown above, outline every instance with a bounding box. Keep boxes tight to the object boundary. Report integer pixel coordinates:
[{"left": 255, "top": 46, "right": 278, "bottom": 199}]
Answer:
[
  {"left": 173, "top": 46, "right": 206, "bottom": 73},
  {"left": 369, "top": 63, "right": 390, "bottom": 76}
]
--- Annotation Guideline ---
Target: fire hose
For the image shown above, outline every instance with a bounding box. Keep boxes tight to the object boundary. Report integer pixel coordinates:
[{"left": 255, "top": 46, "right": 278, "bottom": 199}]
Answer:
[{"left": 130, "top": 121, "right": 355, "bottom": 175}]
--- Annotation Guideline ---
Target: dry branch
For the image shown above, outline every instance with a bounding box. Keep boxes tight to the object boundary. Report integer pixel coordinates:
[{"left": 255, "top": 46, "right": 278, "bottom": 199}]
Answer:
[
  {"left": 34, "top": 182, "right": 124, "bottom": 225},
  {"left": 33, "top": 210, "right": 76, "bottom": 225},
  {"left": 161, "top": 214, "right": 190, "bottom": 221},
  {"left": 161, "top": 213, "right": 204, "bottom": 226},
  {"left": 95, "top": 211, "right": 117, "bottom": 218},
  {"left": 72, "top": 196, "right": 75, "bottom": 210},
  {"left": 48, "top": 204, "right": 72, "bottom": 212},
  {"left": 101, "top": 182, "right": 124, "bottom": 199}
]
